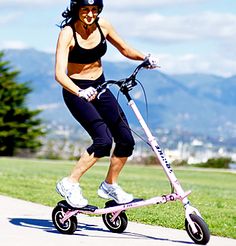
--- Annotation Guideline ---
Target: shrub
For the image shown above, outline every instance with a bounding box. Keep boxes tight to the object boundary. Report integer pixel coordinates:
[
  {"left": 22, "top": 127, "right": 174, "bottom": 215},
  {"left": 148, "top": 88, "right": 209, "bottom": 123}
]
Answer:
[{"left": 194, "top": 157, "right": 232, "bottom": 169}]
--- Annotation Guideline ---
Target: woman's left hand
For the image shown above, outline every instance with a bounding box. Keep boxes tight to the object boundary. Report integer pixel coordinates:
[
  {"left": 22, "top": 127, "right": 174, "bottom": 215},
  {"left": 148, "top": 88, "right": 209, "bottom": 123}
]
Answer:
[{"left": 145, "top": 55, "right": 160, "bottom": 69}]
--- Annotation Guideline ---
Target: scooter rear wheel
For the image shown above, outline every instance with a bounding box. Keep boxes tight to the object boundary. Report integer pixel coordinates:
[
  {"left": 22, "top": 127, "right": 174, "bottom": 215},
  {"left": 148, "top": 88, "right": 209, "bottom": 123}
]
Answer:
[
  {"left": 52, "top": 205, "right": 77, "bottom": 234},
  {"left": 185, "top": 214, "right": 210, "bottom": 245},
  {"left": 102, "top": 211, "right": 128, "bottom": 233}
]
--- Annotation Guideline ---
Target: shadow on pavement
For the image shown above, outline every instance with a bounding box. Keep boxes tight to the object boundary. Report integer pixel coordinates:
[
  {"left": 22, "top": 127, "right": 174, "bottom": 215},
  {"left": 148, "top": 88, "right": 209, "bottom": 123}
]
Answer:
[{"left": 9, "top": 217, "right": 194, "bottom": 244}]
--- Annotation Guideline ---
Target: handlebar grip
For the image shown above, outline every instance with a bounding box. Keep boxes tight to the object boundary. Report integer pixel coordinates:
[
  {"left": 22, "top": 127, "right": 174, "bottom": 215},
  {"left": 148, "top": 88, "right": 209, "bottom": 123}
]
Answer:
[{"left": 142, "top": 58, "right": 151, "bottom": 67}]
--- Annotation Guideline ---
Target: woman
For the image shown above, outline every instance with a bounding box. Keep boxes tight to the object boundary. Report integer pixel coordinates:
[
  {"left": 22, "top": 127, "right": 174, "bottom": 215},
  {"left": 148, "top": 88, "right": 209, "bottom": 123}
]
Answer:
[{"left": 55, "top": 0, "right": 158, "bottom": 208}]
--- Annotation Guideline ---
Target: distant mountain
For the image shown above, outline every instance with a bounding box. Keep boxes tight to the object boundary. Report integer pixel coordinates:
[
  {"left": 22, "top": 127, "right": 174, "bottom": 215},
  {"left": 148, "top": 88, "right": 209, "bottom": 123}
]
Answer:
[
  {"left": 3, "top": 48, "right": 236, "bottom": 139},
  {"left": 174, "top": 73, "right": 236, "bottom": 105},
  {"left": 212, "top": 76, "right": 236, "bottom": 105}
]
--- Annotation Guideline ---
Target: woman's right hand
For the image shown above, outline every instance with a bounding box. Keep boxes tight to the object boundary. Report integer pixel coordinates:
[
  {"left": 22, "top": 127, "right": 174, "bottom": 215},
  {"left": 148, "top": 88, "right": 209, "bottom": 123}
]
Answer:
[{"left": 78, "top": 87, "right": 97, "bottom": 101}]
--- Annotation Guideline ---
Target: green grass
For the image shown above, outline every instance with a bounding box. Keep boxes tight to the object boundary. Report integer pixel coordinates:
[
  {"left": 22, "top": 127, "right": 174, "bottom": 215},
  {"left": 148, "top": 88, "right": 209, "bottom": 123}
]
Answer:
[{"left": 0, "top": 157, "right": 236, "bottom": 238}]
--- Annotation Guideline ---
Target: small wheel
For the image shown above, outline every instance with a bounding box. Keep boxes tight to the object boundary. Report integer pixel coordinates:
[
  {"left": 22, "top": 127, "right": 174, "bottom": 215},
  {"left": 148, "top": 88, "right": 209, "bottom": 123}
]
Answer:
[
  {"left": 52, "top": 205, "right": 77, "bottom": 234},
  {"left": 102, "top": 212, "right": 128, "bottom": 233},
  {"left": 185, "top": 214, "right": 210, "bottom": 245}
]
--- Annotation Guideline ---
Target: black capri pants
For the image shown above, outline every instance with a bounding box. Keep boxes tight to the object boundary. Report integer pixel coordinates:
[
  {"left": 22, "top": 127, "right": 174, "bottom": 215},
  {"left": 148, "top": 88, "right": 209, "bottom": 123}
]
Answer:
[{"left": 62, "top": 74, "right": 135, "bottom": 158}]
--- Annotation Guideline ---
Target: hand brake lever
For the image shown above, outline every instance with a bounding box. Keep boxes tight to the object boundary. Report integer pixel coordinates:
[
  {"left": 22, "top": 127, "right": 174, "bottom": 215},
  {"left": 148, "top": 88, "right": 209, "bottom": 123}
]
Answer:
[{"left": 97, "top": 84, "right": 111, "bottom": 99}]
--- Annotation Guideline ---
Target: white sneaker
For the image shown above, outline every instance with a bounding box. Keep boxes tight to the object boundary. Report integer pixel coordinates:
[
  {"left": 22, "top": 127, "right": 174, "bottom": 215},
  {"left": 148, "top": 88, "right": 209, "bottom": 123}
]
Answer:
[
  {"left": 97, "top": 181, "right": 133, "bottom": 204},
  {"left": 56, "top": 177, "right": 88, "bottom": 208}
]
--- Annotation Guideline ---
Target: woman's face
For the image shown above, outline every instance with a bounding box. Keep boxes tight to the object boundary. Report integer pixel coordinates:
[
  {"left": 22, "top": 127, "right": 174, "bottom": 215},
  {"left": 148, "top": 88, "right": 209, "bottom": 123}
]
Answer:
[{"left": 78, "top": 5, "right": 99, "bottom": 25}]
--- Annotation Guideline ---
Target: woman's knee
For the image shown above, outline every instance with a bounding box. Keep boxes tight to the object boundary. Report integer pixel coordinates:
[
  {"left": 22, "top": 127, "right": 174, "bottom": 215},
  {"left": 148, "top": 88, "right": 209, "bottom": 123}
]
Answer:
[
  {"left": 113, "top": 137, "right": 135, "bottom": 157},
  {"left": 87, "top": 136, "right": 113, "bottom": 158}
]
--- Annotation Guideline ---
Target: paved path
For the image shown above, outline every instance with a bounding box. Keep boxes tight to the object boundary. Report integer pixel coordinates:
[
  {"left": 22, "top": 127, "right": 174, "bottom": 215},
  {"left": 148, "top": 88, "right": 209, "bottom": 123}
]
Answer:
[{"left": 0, "top": 195, "right": 235, "bottom": 246}]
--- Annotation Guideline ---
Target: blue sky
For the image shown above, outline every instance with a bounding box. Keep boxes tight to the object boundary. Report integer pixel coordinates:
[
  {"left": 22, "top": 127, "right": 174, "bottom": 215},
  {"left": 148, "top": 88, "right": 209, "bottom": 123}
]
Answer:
[{"left": 1, "top": 0, "right": 236, "bottom": 76}]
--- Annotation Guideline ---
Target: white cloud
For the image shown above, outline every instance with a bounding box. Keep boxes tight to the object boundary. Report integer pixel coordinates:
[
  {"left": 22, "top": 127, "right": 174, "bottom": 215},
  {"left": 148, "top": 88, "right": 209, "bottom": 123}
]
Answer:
[
  {"left": 0, "top": 0, "right": 205, "bottom": 9},
  {"left": 104, "top": 47, "right": 236, "bottom": 76},
  {"left": 105, "top": 0, "right": 205, "bottom": 10},
  {"left": 37, "top": 103, "right": 61, "bottom": 111},
  {"left": 158, "top": 52, "right": 236, "bottom": 77},
  {"left": 219, "top": 39, "right": 236, "bottom": 60},
  {"left": 0, "top": 0, "right": 65, "bottom": 8},
  {"left": 191, "top": 12, "right": 236, "bottom": 40},
  {"left": 102, "top": 2, "right": 236, "bottom": 76},
  {"left": 159, "top": 53, "right": 207, "bottom": 74},
  {"left": 105, "top": 11, "right": 236, "bottom": 43},
  {"left": 0, "top": 12, "right": 22, "bottom": 25},
  {"left": 0, "top": 40, "right": 29, "bottom": 50}
]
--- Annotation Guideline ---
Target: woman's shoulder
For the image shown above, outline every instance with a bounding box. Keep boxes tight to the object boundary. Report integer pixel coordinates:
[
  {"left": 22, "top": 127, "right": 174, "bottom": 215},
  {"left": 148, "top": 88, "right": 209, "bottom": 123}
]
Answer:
[
  {"left": 59, "top": 25, "right": 74, "bottom": 40},
  {"left": 98, "top": 17, "right": 114, "bottom": 34},
  {"left": 58, "top": 25, "right": 74, "bottom": 45},
  {"left": 98, "top": 17, "right": 112, "bottom": 29},
  {"left": 60, "top": 25, "right": 73, "bottom": 36}
]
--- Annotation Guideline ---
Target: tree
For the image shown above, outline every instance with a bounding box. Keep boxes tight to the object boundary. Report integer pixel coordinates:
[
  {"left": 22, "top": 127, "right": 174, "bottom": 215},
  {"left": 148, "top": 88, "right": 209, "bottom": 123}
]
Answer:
[{"left": 0, "top": 51, "right": 45, "bottom": 156}]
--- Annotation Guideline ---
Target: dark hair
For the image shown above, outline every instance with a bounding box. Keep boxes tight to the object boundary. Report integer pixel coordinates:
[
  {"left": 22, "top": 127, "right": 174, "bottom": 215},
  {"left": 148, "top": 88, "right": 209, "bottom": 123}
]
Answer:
[{"left": 59, "top": 6, "right": 78, "bottom": 28}]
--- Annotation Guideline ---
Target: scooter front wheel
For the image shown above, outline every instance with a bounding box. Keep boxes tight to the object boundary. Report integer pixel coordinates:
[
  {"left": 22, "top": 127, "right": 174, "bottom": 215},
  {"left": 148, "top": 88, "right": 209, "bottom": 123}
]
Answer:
[
  {"left": 102, "top": 211, "right": 128, "bottom": 233},
  {"left": 52, "top": 205, "right": 77, "bottom": 234},
  {"left": 185, "top": 214, "right": 210, "bottom": 245}
]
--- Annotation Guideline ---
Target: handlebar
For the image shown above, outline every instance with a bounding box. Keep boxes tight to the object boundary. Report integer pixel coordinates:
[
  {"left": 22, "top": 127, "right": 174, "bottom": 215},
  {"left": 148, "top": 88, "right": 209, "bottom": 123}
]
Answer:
[{"left": 96, "top": 58, "right": 151, "bottom": 98}]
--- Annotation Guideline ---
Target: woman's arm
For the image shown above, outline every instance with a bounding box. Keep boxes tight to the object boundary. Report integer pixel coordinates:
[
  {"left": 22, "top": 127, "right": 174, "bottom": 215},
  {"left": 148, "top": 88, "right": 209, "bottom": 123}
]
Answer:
[
  {"left": 101, "top": 19, "right": 146, "bottom": 61},
  {"left": 55, "top": 26, "right": 81, "bottom": 96}
]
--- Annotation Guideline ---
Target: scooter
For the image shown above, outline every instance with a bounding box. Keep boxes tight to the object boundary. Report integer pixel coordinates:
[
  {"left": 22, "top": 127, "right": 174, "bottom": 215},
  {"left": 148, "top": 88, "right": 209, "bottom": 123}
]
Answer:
[{"left": 52, "top": 59, "right": 210, "bottom": 245}]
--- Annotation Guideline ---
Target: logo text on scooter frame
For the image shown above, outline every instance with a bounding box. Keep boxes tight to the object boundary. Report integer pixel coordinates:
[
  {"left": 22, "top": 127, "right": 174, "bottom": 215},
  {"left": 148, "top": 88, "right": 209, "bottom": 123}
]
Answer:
[{"left": 155, "top": 146, "right": 173, "bottom": 173}]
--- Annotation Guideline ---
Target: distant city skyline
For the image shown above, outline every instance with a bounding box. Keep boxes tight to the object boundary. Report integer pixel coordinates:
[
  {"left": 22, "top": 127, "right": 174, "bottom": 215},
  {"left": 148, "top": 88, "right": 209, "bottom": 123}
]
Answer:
[{"left": 1, "top": 0, "right": 236, "bottom": 76}]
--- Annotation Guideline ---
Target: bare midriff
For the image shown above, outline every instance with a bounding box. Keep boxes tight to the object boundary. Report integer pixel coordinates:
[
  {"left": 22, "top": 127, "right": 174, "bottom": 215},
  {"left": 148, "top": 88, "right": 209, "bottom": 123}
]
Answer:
[{"left": 68, "top": 60, "right": 103, "bottom": 80}]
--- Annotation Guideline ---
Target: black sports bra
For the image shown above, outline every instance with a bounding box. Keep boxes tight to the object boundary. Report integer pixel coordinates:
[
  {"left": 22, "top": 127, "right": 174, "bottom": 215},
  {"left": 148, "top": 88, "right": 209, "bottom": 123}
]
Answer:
[{"left": 68, "top": 21, "right": 107, "bottom": 64}]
